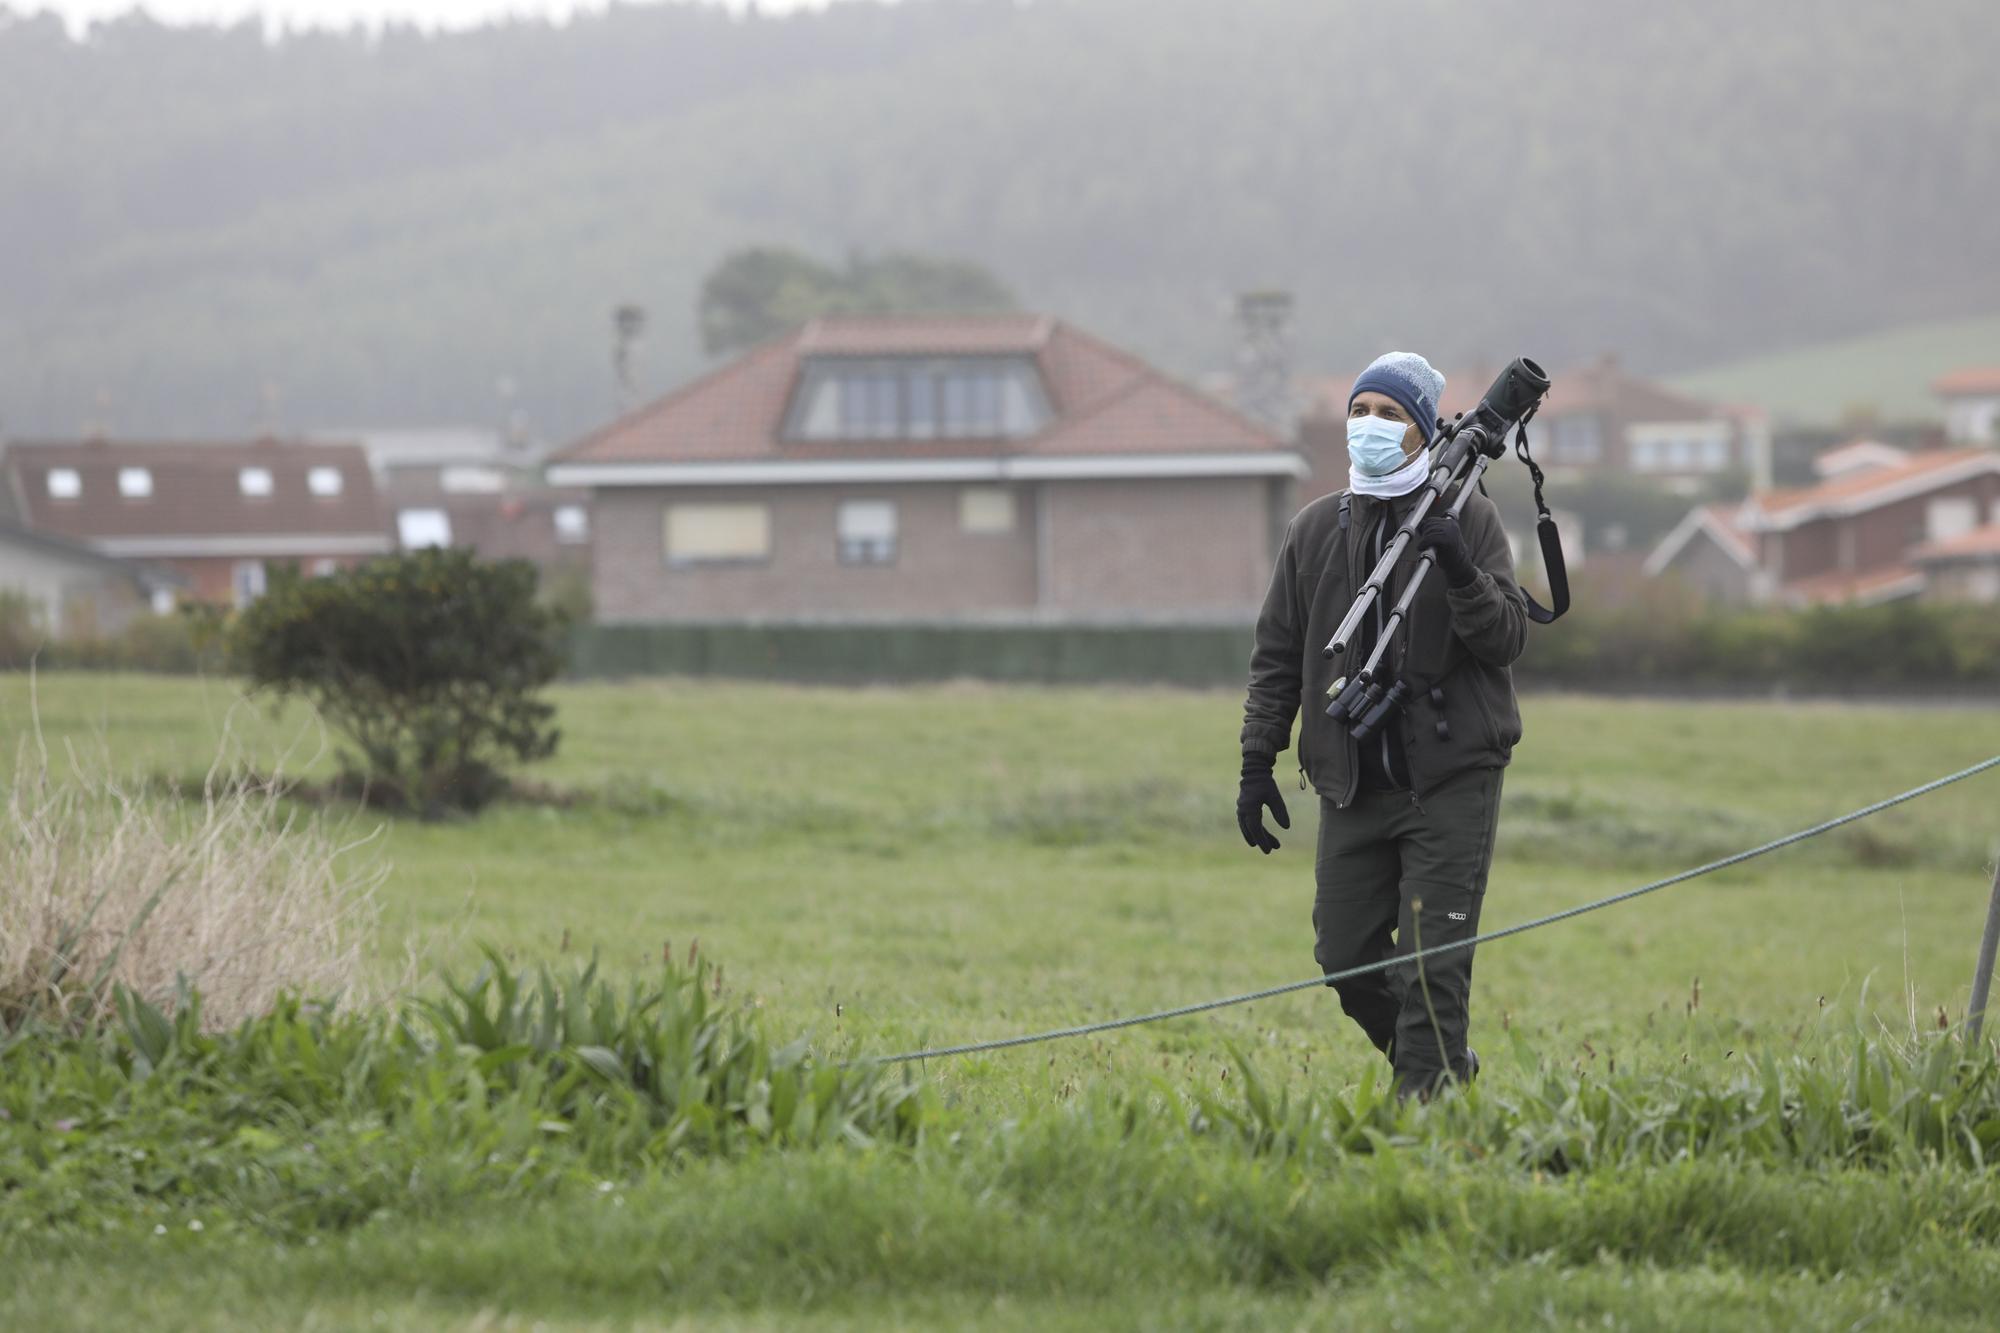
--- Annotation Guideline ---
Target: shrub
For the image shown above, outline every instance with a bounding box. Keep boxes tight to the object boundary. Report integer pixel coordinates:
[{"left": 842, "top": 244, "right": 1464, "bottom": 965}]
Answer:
[
  {"left": 0, "top": 733, "right": 382, "bottom": 1035},
  {"left": 231, "top": 550, "right": 567, "bottom": 816},
  {"left": 0, "top": 588, "right": 45, "bottom": 668}
]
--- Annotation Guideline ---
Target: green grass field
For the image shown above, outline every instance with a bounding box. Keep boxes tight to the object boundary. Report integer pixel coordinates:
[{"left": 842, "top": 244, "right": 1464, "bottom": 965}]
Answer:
[{"left": 4, "top": 673, "right": 2000, "bottom": 1330}]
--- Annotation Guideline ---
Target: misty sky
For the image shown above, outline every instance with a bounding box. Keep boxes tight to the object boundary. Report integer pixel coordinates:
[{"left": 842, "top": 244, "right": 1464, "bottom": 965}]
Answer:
[{"left": 30, "top": 0, "right": 854, "bottom": 35}]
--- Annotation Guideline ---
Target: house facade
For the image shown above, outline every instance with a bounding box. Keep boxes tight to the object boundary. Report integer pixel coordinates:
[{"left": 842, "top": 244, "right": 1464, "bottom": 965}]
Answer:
[
  {"left": 547, "top": 315, "right": 1300, "bottom": 623},
  {"left": 2, "top": 439, "right": 391, "bottom": 606}
]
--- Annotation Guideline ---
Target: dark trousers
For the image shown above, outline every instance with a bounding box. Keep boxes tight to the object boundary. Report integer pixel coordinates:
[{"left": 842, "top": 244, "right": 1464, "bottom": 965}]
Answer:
[{"left": 1312, "top": 767, "right": 1503, "bottom": 1095}]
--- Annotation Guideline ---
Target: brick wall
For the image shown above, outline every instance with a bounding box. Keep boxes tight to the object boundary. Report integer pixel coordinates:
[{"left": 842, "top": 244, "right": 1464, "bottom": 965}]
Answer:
[
  {"left": 1040, "top": 477, "right": 1278, "bottom": 616},
  {"left": 170, "top": 553, "right": 370, "bottom": 604},
  {"left": 592, "top": 482, "right": 1039, "bottom": 621},
  {"left": 590, "top": 476, "right": 1282, "bottom": 622}
]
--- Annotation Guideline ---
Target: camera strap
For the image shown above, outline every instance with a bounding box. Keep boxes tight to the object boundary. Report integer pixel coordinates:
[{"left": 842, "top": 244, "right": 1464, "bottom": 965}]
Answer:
[{"left": 1513, "top": 412, "right": 1570, "bottom": 624}]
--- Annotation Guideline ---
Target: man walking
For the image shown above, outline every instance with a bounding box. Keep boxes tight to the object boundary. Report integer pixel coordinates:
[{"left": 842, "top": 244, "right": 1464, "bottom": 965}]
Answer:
[{"left": 1236, "top": 352, "right": 1529, "bottom": 1099}]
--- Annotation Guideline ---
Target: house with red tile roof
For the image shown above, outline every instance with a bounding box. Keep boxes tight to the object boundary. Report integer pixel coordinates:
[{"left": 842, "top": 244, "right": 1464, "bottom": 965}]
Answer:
[
  {"left": 1647, "top": 446, "right": 2000, "bottom": 607},
  {"left": 1934, "top": 366, "right": 2000, "bottom": 445},
  {"left": 546, "top": 314, "right": 1300, "bottom": 622},
  {"left": 2, "top": 438, "right": 391, "bottom": 607}
]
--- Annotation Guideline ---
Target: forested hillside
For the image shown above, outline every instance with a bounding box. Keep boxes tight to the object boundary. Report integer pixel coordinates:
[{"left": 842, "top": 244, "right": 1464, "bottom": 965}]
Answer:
[{"left": 3, "top": 0, "right": 1996, "bottom": 441}]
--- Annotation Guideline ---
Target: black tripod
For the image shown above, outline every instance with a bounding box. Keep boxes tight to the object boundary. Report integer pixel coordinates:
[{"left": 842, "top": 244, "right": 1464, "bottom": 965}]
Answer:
[{"left": 1324, "top": 358, "right": 1554, "bottom": 741}]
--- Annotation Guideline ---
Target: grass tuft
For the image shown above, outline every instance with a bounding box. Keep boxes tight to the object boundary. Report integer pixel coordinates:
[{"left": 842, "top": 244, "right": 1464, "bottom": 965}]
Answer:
[{"left": 0, "top": 730, "right": 382, "bottom": 1035}]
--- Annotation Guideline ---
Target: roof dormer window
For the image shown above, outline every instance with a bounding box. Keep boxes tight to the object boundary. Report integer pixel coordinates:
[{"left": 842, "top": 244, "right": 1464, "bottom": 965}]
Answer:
[
  {"left": 307, "top": 466, "right": 344, "bottom": 497},
  {"left": 47, "top": 468, "right": 81, "bottom": 500},
  {"left": 239, "top": 466, "right": 273, "bottom": 497},
  {"left": 118, "top": 467, "right": 153, "bottom": 499},
  {"left": 785, "top": 356, "right": 1050, "bottom": 443}
]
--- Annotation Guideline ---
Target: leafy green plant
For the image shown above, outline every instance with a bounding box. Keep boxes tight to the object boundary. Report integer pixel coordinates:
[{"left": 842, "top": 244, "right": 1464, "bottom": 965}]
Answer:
[
  {"left": 230, "top": 550, "right": 566, "bottom": 816},
  {"left": 0, "top": 950, "right": 933, "bottom": 1236}
]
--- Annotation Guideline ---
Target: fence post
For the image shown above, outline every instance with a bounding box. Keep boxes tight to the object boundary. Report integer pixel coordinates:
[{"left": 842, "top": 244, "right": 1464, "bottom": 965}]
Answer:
[{"left": 1969, "top": 855, "right": 2000, "bottom": 1048}]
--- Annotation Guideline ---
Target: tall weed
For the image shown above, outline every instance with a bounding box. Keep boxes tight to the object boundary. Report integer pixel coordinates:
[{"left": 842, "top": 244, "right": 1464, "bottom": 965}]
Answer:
[{"left": 0, "top": 723, "right": 382, "bottom": 1033}]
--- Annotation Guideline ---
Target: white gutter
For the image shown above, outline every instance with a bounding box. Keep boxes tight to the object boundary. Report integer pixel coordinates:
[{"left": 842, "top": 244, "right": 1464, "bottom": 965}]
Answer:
[
  {"left": 94, "top": 533, "right": 395, "bottom": 558},
  {"left": 547, "top": 451, "right": 1306, "bottom": 488}
]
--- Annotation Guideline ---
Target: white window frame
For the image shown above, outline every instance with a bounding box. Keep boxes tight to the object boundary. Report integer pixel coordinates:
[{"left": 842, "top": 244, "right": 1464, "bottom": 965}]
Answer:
[
  {"left": 307, "top": 466, "right": 345, "bottom": 498},
  {"left": 47, "top": 468, "right": 81, "bottom": 499},
  {"left": 239, "top": 466, "right": 274, "bottom": 498},
  {"left": 836, "top": 499, "right": 898, "bottom": 566},
  {"left": 663, "top": 502, "right": 771, "bottom": 566},
  {"left": 118, "top": 467, "right": 153, "bottom": 499}
]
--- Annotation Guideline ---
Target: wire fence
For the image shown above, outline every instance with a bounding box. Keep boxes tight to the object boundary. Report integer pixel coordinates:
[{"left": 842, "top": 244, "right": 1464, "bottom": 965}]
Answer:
[{"left": 861, "top": 754, "right": 2000, "bottom": 1066}]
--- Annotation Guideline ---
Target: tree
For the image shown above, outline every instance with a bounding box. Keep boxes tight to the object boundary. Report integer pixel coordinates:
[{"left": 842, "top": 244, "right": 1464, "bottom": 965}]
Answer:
[
  {"left": 696, "top": 246, "right": 1017, "bottom": 356},
  {"left": 231, "top": 550, "right": 566, "bottom": 817}
]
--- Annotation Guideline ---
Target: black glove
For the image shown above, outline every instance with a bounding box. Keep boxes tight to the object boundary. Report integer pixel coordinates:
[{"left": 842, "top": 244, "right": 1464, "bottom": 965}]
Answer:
[
  {"left": 1416, "top": 515, "right": 1479, "bottom": 589},
  {"left": 1236, "top": 754, "right": 1290, "bottom": 854}
]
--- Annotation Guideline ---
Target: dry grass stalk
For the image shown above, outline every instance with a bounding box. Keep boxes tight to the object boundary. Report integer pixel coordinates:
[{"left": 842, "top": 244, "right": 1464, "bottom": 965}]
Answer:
[{"left": 1, "top": 710, "right": 384, "bottom": 1032}]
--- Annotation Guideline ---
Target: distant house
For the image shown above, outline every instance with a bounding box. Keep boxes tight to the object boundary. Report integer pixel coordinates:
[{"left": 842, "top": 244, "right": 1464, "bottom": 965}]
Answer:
[
  {"left": 1647, "top": 445, "right": 2000, "bottom": 606},
  {"left": 0, "top": 521, "right": 183, "bottom": 637},
  {"left": 1533, "top": 357, "right": 1770, "bottom": 492},
  {"left": 303, "top": 425, "right": 587, "bottom": 577},
  {"left": 546, "top": 314, "right": 1300, "bottom": 622},
  {"left": 2, "top": 439, "right": 390, "bottom": 607},
  {"left": 1933, "top": 367, "right": 2000, "bottom": 445}
]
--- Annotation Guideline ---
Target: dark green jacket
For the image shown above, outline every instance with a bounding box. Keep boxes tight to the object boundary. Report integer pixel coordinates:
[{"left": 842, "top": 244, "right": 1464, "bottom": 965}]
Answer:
[{"left": 1239, "top": 486, "right": 1528, "bottom": 807}]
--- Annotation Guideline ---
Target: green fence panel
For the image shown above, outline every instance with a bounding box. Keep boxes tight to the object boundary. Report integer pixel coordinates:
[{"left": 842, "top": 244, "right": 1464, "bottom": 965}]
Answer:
[{"left": 567, "top": 623, "right": 1259, "bottom": 687}]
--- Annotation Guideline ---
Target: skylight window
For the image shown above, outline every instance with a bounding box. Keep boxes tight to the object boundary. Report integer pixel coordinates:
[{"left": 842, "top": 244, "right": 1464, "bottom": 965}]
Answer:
[
  {"left": 118, "top": 467, "right": 153, "bottom": 499},
  {"left": 307, "top": 466, "right": 344, "bottom": 497},
  {"left": 47, "top": 468, "right": 80, "bottom": 499},
  {"left": 239, "top": 467, "right": 273, "bottom": 497}
]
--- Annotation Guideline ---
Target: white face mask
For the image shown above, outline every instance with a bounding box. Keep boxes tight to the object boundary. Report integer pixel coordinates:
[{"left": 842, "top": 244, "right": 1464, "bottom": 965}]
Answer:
[{"left": 1345, "top": 414, "right": 1414, "bottom": 477}]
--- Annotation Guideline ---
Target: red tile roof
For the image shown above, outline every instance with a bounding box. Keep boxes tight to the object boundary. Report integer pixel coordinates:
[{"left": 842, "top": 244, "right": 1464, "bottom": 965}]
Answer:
[
  {"left": 4, "top": 439, "right": 386, "bottom": 545},
  {"left": 1932, "top": 366, "right": 2000, "bottom": 397},
  {"left": 554, "top": 315, "right": 1281, "bottom": 467},
  {"left": 794, "top": 313, "right": 1055, "bottom": 358},
  {"left": 1744, "top": 448, "right": 2000, "bottom": 527},
  {"left": 1536, "top": 356, "right": 1719, "bottom": 421}
]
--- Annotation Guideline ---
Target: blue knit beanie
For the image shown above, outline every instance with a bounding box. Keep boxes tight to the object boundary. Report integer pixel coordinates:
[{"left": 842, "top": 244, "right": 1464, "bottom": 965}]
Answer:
[{"left": 1349, "top": 352, "right": 1446, "bottom": 445}]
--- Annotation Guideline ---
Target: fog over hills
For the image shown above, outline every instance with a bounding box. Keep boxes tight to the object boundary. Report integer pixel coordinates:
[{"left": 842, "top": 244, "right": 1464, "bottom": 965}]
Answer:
[{"left": 3, "top": 0, "right": 1996, "bottom": 440}]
